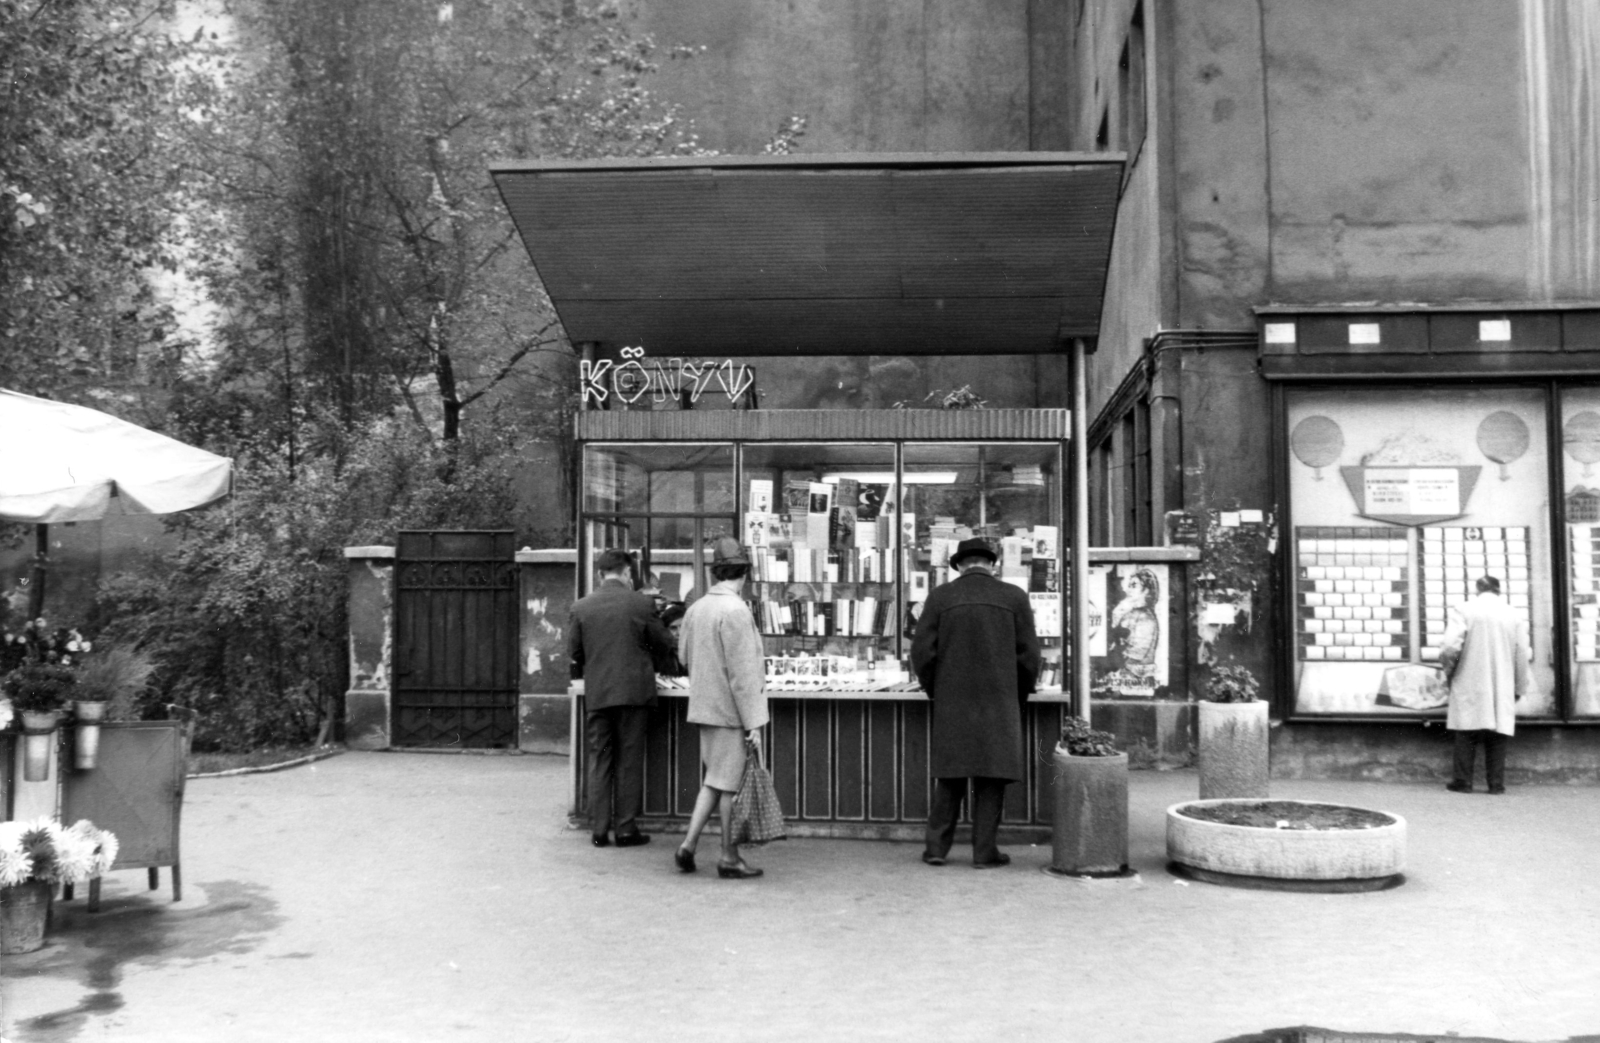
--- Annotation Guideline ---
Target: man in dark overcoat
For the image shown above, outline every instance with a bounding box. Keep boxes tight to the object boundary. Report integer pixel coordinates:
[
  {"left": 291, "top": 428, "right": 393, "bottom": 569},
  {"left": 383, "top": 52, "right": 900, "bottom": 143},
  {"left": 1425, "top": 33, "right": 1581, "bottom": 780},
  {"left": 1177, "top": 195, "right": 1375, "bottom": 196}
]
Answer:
[
  {"left": 910, "top": 537, "right": 1041, "bottom": 868},
  {"left": 567, "top": 548, "right": 677, "bottom": 848}
]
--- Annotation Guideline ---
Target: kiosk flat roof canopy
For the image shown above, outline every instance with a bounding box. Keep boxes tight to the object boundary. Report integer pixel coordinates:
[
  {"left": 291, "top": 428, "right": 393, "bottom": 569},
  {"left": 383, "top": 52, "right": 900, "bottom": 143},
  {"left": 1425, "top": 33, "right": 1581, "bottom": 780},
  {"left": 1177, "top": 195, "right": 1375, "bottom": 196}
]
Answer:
[{"left": 490, "top": 153, "right": 1124, "bottom": 359}]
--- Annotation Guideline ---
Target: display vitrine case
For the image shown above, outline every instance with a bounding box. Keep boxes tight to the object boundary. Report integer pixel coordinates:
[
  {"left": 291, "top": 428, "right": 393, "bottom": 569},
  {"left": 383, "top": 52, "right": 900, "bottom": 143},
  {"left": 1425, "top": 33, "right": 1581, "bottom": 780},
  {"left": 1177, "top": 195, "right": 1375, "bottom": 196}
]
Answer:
[{"left": 572, "top": 410, "right": 1074, "bottom": 832}]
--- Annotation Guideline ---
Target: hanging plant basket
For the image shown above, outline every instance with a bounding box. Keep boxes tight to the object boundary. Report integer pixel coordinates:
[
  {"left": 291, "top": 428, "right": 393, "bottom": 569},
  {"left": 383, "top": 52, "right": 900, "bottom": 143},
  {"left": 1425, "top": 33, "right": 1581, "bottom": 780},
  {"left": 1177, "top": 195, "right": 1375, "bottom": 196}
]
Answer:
[
  {"left": 72, "top": 700, "right": 108, "bottom": 770},
  {"left": 19, "top": 710, "right": 62, "bottom": 782}
]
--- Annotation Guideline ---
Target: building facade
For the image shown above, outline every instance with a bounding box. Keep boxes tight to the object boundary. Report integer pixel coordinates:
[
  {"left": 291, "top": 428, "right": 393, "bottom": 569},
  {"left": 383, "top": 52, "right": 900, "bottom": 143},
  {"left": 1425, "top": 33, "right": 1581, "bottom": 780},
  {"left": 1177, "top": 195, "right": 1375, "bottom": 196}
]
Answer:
[{"left": 1074, "top": 0, "right": 1600, "bottom": 778}]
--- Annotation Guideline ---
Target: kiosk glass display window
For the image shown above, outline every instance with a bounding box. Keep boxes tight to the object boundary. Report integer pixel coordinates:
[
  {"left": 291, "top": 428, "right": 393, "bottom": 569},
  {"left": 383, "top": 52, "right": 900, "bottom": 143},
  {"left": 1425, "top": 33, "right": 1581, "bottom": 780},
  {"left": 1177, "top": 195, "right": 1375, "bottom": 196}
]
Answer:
[
  {"left": 902, "top": 443, "right": 1066, "bottom": 691},
  {"left": 581, "top": 443, "right": 736, "bottom": 604},
  {"left": 1557, "top": 388, "right": 1600, "bottom": 717},
  {"left": 740, "top": 443, "right": 900, "bottom": 685},
  {"left": 1285, "top": 387, "right": 1554, "bottom": 718},
  {"left": 579, "top": 437, "right": 1067, "bottom": 694}
]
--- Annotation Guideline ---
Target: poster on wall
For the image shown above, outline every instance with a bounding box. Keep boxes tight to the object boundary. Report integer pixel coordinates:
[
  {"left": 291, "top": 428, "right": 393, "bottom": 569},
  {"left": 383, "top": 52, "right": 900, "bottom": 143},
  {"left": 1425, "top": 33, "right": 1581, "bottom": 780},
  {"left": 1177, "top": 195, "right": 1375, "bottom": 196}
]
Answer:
[
  {"left": 1286, "top": 387, "right": 1555, "bottom": 717},
  {"left": 1091, "top": 563, "right": 1168, "bottom": 697}
]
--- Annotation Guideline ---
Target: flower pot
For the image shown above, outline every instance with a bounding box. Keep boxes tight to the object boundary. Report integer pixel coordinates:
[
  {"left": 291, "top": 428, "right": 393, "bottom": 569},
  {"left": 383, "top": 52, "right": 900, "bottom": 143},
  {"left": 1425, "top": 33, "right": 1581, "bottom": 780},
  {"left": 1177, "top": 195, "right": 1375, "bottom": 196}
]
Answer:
[
  {"left": 1197, "top": 699, "right": 1270, "bottom": 799},
  {"left": 72, "top": 700, "right": 107, "bottom": 770},
  {"left": 0, "top": 880, "right": 53, "bottom": 955},
  {"left": 1048, "top": 745, "right": 1130, "bottom": 876},
  {"left": 19, "top": 710, "right": 61, "bottom": 783}
]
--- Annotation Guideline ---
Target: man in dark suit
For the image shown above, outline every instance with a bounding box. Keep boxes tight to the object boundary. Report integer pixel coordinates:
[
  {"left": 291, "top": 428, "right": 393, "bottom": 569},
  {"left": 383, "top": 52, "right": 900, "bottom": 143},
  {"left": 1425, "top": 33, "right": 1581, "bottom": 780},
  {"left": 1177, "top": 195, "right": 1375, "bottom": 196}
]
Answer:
[
  {"left": 910, "top": 537, "right": 1041, "bottom": 869},
  {"left": 568, "top": 548, "right": 677, "bottom": 848}
]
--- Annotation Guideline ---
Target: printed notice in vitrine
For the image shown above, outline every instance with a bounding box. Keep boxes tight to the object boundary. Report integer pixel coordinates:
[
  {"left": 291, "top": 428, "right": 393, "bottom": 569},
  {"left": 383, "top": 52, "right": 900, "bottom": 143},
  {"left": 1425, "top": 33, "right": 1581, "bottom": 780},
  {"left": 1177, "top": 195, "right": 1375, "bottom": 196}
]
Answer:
[
  {"left": 1570, "top": 525, "right": 1600, "bottom": 661},
  {"left": 1418, "top": 526, "right": 1531, "bottom": 662},
  {"left": 1294, "top": 527, "right": 1410, "bottom": 662}
]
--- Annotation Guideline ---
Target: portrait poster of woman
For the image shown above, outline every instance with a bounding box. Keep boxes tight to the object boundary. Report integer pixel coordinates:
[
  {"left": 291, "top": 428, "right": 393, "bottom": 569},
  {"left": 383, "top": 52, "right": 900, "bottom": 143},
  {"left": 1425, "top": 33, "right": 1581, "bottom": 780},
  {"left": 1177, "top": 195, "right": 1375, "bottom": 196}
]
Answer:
[{"left": 1095, "top": 563, "right": 1170, "bottom": 697}]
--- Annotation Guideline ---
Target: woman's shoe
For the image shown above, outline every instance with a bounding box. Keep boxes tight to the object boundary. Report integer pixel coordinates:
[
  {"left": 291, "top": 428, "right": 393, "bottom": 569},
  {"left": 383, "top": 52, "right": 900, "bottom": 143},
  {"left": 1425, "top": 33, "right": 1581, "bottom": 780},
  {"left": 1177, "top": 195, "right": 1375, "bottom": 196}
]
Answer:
[
  {"left": 674, "top": 846, "right": 697, "bottom": 873},
  {"left": 717, "top": 859, "right": 764, "bottom": 879}
]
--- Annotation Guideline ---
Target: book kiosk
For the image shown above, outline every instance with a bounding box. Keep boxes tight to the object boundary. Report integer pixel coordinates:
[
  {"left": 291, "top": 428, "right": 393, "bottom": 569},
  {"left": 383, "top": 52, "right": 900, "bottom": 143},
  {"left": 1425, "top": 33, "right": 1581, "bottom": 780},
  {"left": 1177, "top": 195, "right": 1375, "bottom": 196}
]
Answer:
[{"left": 490, "top": 153, "right": 1124, "bottom": 836}]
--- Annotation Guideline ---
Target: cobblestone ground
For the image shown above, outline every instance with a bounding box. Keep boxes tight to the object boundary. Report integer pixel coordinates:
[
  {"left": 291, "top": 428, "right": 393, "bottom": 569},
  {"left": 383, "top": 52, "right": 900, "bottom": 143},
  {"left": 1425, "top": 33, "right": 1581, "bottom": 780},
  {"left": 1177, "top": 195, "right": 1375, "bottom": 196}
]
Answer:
[{"left": 3, "top": 752, "right": 1598, "bottom": 1043}]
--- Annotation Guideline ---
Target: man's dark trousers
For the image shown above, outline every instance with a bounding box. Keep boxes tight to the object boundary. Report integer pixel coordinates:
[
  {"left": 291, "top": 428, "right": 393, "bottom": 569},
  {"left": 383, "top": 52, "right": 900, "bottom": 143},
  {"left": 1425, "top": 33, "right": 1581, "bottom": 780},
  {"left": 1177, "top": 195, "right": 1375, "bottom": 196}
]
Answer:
[
  {"left": 587, "top": 706, "right": 649, "bottom": 837},
  {"left": 925, "top": 777, "right": 1008, "bottom": 863},
  {"left": 1451, "top": 729, "right": 1508, "bottom": 792}
]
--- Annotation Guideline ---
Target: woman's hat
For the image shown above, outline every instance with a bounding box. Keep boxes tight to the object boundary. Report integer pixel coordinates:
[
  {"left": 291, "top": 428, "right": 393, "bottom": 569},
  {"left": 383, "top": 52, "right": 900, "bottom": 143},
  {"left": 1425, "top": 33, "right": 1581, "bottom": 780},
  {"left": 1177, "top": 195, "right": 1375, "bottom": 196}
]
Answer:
[
  {"left": 949, "top": 537, "right": 998, "bottom": 566},
  {"left": 709, "top": 536, "right": 750, "bottom": 565}
]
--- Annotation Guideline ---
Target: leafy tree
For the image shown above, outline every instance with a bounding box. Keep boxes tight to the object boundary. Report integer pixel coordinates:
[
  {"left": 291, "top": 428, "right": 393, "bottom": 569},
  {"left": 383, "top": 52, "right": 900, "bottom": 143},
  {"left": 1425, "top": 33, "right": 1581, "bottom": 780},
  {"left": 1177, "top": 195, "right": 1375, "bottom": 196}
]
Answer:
[
  {"left": 0, "top": 0, "right": 210, "bottom": 397},
  {"left": 188, "top": 0, "right": 714, "bottom": 450}
]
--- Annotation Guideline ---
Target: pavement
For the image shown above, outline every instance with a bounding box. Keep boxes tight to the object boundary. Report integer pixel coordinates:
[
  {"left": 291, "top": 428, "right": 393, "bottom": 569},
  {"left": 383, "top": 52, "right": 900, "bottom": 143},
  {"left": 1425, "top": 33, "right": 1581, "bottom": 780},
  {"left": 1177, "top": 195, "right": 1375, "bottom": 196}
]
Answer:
[{"left": 3, "top": 751, "right": 1600, "bottom": 1043}]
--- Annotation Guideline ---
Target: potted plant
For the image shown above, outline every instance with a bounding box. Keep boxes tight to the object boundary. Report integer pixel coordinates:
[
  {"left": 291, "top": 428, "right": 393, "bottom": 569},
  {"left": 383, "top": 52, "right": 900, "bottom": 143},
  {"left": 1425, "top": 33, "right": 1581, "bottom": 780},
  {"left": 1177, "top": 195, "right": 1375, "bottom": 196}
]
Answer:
[
  {"left": 1197, "top": 663, "right": 1270, "bottom": 799},
  {"left": 2, "top": 621, "right": 85, "bottom": 781},
  {"left": 0, "top": 818, "right": 118, "bottom": 954},
  {"left": 68, "top": 644, "right": 150, "bottom": 770},
  {"left": 1048, "top": 715, "right": 1131, "bottom": 877}
]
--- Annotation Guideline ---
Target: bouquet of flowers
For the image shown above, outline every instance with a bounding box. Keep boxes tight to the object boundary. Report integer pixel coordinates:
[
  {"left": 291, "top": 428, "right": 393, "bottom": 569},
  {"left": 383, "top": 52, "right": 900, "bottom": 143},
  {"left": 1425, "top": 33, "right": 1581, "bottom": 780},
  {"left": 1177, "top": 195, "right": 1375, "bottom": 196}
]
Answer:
[
  {"left": 0, "top": 818, "right": 119, "bottom": 888},
  {"left": 1, "top": 620, "right": 90, "bottom": 714}
]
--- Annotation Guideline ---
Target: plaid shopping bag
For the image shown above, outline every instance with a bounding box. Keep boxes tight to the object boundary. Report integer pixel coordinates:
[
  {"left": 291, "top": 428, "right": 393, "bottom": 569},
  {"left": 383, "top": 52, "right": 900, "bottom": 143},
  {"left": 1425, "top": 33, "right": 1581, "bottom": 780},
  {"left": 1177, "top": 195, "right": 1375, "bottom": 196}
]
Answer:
[{"left": 730, "top": 739, "right": 787, "bottom": 845}]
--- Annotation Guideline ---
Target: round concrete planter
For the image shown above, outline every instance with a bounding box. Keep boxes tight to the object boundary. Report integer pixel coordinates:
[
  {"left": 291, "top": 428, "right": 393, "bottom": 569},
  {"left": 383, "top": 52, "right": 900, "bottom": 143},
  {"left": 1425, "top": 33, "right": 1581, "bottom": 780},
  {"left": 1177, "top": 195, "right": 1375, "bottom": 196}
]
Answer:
[
  {"left": 1166, "top": 799, "right": 1407, "bottom": 892},
  {"left": 1196, "top": 699, "right": 1269, "bottom": 799},
  {"left": 1048, "top": 745, "right": 1130, "bottom": 877}
]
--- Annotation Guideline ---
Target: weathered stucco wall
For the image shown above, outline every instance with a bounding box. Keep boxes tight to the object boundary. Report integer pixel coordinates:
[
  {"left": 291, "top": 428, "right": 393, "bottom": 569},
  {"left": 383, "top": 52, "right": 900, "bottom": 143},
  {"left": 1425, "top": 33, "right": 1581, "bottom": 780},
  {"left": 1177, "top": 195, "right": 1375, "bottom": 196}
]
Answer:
[
  {"left": 632, "top": 0, "right": 1033, "bottom": 154},
  {"left": 1167, "top": 0, "right": 1599, "bottom": 323},
  {"left": 1262, "top": 0, "right": 1529, "bottom": 305}
]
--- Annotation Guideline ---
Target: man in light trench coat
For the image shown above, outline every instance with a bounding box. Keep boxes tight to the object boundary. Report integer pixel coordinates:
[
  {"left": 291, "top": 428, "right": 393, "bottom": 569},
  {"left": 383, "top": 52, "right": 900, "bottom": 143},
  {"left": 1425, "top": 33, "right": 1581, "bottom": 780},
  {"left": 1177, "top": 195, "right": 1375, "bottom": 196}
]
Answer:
[
  {"left": 1439, "top": 575, "right": 1530, "bottom": 794},
  {"left": 910, "top": 537, "right": 1041, "bottom": 868}
]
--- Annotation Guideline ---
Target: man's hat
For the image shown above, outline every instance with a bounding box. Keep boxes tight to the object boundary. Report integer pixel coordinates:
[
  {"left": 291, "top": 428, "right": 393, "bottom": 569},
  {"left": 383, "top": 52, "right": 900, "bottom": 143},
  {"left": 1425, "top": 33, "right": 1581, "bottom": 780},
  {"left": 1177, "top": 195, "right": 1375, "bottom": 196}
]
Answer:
[
  {"left": 596, "top": 548, "right": 636, "bottom": 573},
  {"left": 949, "top": 537, "right": 998, "bottom": 566},
  {"left": 709, "top": 536, "right": 750, "bottom": 566}
]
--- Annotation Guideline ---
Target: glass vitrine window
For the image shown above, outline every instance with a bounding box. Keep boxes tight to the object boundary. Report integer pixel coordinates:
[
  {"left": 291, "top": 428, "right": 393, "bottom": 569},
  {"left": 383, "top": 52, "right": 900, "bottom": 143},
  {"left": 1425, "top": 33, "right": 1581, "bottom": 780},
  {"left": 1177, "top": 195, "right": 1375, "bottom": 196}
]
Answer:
[
  {"left": 1285, "top": 387, "right": 1553, "bottom": 717},
  {"left": 1558, "top": 388, "right": 1600, "bottom": 717},
  {"left": 579, "top": 439, "right": 1067, "bottom": 693},
  {"left": 741, "top": 443, "right": 900, "bottom": 687},
  {"left": 580, "top": 443, "right": 736, "bottom": 602},
  {"left": 902, "top": 443, "right": 1066, "bottom": 691}
]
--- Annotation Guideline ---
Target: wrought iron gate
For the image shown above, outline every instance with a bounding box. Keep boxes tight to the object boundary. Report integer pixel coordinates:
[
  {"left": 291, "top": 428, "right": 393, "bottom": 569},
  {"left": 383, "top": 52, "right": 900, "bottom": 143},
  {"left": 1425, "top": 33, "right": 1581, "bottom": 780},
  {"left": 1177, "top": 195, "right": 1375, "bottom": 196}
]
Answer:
[{"left": 392, "top": 531, "right": 519, "bottom": 747}]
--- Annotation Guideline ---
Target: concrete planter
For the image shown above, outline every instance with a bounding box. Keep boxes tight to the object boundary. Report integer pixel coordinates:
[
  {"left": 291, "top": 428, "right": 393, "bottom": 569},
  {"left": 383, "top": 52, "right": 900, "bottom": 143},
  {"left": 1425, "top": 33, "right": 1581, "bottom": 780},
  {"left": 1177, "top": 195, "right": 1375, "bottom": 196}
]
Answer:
[
  {"left": 1048, "top": 745, "right": 1130, "bottom": 877},
  {"left": 1167, "top": 799, "right": 1407, "bottom": 892},
  {"left": 1197, "top": 699, "right": 1269, "bottom": 799}
]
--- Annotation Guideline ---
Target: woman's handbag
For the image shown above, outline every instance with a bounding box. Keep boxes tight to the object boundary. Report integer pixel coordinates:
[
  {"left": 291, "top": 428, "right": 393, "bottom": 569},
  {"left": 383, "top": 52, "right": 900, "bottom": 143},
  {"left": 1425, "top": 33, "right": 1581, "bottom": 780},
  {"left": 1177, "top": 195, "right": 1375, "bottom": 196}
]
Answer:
[{"left": 730, "top": 738, "right": 787, "bottom": 845}]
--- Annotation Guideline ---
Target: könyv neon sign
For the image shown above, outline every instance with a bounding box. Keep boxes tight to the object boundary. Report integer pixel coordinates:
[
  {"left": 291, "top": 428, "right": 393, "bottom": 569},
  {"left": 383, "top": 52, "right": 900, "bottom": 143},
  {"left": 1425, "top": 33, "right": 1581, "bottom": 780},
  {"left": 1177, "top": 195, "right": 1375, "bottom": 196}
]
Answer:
[{"left": 579, "top": 346, "right": 755, "bottom": 407}]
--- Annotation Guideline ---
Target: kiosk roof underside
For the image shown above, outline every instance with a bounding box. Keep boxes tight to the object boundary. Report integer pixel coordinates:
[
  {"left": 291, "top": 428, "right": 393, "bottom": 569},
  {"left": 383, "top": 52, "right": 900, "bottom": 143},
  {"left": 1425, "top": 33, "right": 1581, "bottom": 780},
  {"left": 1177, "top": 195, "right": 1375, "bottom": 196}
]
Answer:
[{"left": 490, "top": 154, "right": 1124, "bottom": 358}]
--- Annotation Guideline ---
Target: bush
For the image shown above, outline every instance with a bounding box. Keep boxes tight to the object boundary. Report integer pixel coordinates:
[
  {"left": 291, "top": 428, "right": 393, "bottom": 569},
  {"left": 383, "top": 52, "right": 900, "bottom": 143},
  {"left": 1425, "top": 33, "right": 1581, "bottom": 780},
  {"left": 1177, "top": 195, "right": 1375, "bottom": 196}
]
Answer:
[
  {"left": 1204, "top": 664, "right": 1260, "bottom": 703},
  {"left": 1060, "top": 715, "right": 1120, "bottom": 757},
  {"left": 88, "top": 419, "right": 522, "bottom": 752}
]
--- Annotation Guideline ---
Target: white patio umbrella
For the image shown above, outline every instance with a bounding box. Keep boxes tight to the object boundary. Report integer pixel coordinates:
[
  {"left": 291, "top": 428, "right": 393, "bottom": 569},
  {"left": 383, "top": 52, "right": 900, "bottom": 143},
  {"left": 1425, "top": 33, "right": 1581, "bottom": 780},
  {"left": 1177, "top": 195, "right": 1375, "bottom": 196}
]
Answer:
[{"left": 0, "top": 389, "right": 233, "bottom": 616}]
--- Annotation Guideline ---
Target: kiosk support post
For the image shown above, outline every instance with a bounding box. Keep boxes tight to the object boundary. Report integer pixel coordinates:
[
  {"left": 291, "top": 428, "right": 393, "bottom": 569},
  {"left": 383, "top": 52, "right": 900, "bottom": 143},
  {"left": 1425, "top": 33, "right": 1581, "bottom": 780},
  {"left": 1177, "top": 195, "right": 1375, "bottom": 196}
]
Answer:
[{"left": 1070, "top": 338, "right": 1091, "bottom": 721}]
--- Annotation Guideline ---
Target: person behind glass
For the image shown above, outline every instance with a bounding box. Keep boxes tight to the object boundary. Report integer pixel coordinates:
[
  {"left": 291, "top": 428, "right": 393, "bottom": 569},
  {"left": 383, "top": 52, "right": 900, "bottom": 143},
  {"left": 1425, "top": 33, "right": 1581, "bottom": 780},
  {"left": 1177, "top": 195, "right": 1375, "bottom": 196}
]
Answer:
[
  {"left": 567, "top": 548, "right": 677, "bottom": 847},
  {"left": 911, "top": 537, "right": 1041, "bottom": 868},
  {"left": 1439, "top": 575, "right": 1529, "bottom": 794},
  {"left": 654, "top": 600, "right": 689, "bottom": 677},
  {"left": 673, "top": 537, "right": 769, "bottom": 879}
]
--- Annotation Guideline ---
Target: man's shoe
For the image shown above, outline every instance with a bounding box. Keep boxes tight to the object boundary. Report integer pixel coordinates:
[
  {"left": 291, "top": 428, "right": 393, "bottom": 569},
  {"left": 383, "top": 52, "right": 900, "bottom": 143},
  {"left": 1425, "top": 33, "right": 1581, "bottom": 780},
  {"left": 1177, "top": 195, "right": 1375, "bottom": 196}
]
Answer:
[
  {"left": 674, "top": 847, "right": 697, "bottom": 873},
  {"left": 921, "top": 853, "right": 947, "bottom": 866},
  {"left": 615, "top": 833, "right": 652, "bottom": 848},
  {"left": 973, "top": 853, "right": 1012, "bottom": 869},
  {"left": 1445, "top": 781, "right": 1472, "bottom": 793},
  {"left": 1487, "top": 785, "right": 1506, "bottom": 795},
  {"left": 717, "top": 860, "right": 764, "bottom": 879},
  {"left": 591, "top": 833, "right": 611, "bottom": 847}
]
